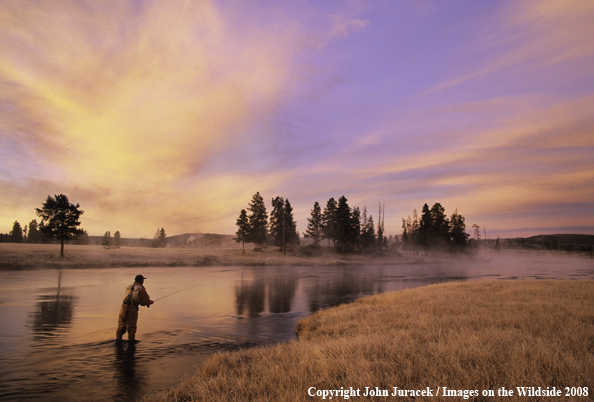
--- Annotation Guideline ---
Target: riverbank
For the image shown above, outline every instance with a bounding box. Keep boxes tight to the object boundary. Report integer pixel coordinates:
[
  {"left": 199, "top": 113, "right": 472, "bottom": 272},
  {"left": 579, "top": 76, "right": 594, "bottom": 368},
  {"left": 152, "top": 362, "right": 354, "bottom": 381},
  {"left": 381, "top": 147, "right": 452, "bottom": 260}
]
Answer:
[
  {"left": 143, "top": 280, "right": 594, "bottom": 402},
  {"left": 0, "top": 243, "right": 423, "bottom": 269}
]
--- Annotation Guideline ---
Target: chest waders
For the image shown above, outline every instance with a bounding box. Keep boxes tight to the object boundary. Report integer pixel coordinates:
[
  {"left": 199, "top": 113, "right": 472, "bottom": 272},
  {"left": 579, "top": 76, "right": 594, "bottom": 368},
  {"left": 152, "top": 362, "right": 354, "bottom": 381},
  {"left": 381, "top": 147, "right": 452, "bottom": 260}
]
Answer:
[{"left": 116, "top": 285, "right": 141, "bottom": 341}]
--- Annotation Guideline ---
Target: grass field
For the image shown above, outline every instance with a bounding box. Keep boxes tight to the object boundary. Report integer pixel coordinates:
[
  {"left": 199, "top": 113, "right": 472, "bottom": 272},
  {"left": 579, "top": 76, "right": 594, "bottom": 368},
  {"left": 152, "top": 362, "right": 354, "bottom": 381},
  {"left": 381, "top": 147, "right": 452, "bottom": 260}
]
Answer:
[
  {"left": 142, "top": 280, "right": 594, "bottom": 402},
  {"left": 0, "top": 242, "right": 419, "bottom": 269}
]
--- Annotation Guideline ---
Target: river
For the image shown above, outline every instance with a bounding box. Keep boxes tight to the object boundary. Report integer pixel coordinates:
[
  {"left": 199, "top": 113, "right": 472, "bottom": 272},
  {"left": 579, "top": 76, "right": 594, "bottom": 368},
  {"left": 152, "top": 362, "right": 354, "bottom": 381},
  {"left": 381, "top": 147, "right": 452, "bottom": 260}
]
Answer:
[{"left": 0, "top": 251, "right": 592, "bottom": 401}]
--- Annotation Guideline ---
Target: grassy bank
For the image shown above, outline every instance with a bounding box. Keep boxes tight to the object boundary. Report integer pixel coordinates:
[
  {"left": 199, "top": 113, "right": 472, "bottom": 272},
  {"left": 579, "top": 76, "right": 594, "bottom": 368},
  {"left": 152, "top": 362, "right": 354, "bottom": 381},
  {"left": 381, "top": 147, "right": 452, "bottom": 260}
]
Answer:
[
  {"left": 143, "top": 280, "right": 594, "bottom": 401},
  {"left": 0, "top": 243, "right": 417, "bottom": 269}
]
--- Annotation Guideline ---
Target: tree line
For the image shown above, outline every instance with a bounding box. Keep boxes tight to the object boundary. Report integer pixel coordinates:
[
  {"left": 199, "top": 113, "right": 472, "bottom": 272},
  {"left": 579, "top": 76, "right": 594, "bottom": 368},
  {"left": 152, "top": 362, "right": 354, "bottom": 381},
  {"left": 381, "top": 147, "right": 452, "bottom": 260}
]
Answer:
[
  {"left": 2, "top": 215, "right": 90, "bottom": 247},
  {"left": 401, "top": 202, "right": 469, "bottom": 253},
  {"left": 3, "top": 193, "right": 472, "bottom": 256},
  {"left": 236, "top": 193, "right": 469, "bottom": 254}
]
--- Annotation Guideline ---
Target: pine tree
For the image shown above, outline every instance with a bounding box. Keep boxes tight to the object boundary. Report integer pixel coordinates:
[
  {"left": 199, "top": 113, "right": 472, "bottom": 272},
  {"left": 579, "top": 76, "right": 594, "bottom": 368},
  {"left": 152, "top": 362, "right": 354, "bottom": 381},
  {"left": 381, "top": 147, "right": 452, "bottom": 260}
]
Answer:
[
  {"left": 152, "top": 228, "right": 167, "bottom": 248},
  {"left": 377, "top": 202, "right": 385, "bottom": 252},
  {"left": 351, "top": 206, "right": 361, "bottom": 250},
  {"left": 247, "top": 192, "right": 267, "bottom": 251},
  {"left": 114, "top": 231, "right": 121, "bottom": 248},
  {"left": 35, "top": 194, "right": 85, "bottom": 256},
  {"left": 235, "top": 209, "right": 250, "bottom": 254},
  {"left": 269, "top": 196, "right": 286, "bottom": 251},
  {"left": 304, "top": 201, "right": 323, "bottom": 247},
  {"left": 418, "top": 203, "right": 433, "bottom": 248},
  {"left": 10, "top": 221, "right": 23, "bottom": 243},
  {"left": 335, "top": 196, "right": 358, "bottom": 252},
  {"left": 401, "top": 218, "right": 409, "bottom": 245},
  {"left": 472, "top": 224, "right": 481, "bottom": 241},
  {"left": 158, "top": 228, "right": 167, "bottom": 247},
  {"left": 449, "top": 209, "right": 469, "bottom": 251},
  {"left": 360, "top": 209, "right": 376, "bottom": 253},
  {"left": 28, "top": 219, "right": 41, "bottom": 244},
  {"left": 270, "top": 197, "right": 299, "bottom": 254},
  {"left": 430, "top": 202, "right": 450, "bottom": 247},
  {"left": 101, "top": 231, "right": 112, "bottom": 247},
  {"left": 284, "top": 198, "right": 299, "bottom": 249},
  {"left": 322, "top": 198, "right": 337, "bottom": 246}
]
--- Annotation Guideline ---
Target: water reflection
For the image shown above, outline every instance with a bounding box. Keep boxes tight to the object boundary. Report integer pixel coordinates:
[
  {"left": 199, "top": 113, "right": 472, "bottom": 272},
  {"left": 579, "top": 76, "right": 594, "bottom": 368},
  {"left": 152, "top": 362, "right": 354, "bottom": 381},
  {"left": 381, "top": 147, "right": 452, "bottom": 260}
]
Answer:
[
  {"left": 302, "top": 269, "right": 386, "bottom": 313},
  {"left": 268, "top": 274, "right": 298, "bottom": 313},
  {"left": 3, "top": 255, "right": 591, "bottom": 402},
  {"left": 235, "top": 271, "right": 265, "bottom": 317},
  {"left": 29, "top": 270, "right": 77, "bottom": 343},
  {"left": 113, "top": 342, "right": 146, "bottom": 402}
]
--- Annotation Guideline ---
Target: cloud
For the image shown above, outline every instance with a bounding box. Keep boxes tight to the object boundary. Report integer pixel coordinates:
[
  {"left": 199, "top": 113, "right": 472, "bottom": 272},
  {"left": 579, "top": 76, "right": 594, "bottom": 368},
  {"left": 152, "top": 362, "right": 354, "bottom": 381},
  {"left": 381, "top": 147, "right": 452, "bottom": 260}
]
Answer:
[
  {"left": 0, "top": 0, "right": 303, "bottom": 235},
  {"left": 1, "top": 1, "right": 592, "bottom": 238}
]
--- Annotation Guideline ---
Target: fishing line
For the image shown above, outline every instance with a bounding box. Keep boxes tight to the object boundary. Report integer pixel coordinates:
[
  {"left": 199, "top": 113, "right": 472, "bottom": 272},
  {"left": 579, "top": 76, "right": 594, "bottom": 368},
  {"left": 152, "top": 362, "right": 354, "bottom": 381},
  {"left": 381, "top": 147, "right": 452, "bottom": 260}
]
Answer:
[{"left": 153, "top": 284, "right": 201, "bottom": 302}]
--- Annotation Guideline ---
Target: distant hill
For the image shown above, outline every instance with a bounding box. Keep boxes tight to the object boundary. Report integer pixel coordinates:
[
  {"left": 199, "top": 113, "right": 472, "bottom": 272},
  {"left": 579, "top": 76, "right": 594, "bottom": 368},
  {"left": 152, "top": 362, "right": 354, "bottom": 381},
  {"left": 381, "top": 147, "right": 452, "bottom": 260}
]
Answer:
[
  {"left": 87, "top": 232, "right": 236, "bottom": 248},
  {"left": 527, "top": 234, "right": 594, "bottom": 247},
  {"left": 167, "top": 233, "right": 236, "bottom": 247},
  {"left": 495, "top": 234, "right": 594, "bottom": 253}
]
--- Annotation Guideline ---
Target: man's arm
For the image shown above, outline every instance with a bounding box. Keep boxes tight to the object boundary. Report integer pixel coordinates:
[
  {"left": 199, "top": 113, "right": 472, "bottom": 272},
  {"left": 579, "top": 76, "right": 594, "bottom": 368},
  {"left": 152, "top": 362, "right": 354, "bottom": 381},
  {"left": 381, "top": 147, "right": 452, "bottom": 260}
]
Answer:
[{"left": 138, "top": 288, "right": 154, "bottom": 306}]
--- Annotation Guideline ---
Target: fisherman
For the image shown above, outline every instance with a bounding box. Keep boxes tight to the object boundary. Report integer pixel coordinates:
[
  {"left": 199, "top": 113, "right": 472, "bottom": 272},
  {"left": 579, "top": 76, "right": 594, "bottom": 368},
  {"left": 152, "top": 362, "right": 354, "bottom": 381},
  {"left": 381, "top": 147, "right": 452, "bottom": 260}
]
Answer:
[{"left": 116, "top": 274, "right": 154, "bottom": 342}]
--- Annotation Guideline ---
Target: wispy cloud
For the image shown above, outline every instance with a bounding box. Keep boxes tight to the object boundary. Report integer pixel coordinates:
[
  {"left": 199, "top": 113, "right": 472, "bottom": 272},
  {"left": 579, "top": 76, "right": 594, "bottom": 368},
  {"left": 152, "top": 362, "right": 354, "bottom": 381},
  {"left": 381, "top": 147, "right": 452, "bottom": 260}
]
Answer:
[{"left": 1, "top": 0, "right": 592, "bottom": 238}]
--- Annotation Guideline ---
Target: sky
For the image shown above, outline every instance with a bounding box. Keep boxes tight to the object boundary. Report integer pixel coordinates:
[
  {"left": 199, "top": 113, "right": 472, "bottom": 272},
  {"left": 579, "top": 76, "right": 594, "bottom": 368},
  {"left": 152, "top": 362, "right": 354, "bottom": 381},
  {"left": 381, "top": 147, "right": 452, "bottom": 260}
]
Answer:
[{"left": 1, "top": 0, "right": 593, "bottom": 239}]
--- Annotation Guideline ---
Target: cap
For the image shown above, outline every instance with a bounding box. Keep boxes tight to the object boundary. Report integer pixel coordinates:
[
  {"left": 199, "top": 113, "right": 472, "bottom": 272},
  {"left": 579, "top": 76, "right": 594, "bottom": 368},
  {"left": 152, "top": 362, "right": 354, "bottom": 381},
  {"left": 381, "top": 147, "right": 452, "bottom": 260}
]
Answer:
[{"left": 135, "top": 274, "right": 146, "bottom": 282}]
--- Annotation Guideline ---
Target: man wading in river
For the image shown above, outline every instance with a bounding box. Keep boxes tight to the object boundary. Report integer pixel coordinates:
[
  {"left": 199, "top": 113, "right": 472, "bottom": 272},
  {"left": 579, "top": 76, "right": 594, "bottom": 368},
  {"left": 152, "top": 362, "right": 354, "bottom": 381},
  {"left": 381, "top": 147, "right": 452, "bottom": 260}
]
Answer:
[{"left": 116, "top": 274, "right": 154, "bottom": 342}]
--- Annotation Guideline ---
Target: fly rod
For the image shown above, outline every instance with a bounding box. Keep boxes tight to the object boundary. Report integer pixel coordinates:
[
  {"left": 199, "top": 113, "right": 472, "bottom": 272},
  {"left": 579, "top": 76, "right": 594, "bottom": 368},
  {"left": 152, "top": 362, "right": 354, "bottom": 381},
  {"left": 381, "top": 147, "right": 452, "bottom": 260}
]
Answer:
[{"left": 153, "top": 284, "right": 201, "bottom": 302}]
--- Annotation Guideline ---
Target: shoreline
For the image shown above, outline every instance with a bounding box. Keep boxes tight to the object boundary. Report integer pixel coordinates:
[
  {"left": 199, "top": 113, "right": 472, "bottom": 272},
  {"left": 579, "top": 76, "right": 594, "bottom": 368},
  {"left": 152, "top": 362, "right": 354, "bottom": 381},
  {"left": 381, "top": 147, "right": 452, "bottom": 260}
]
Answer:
[
  {"left": 143, "top": 279, "right": 594, "bottom": 402},
  {"left": 1, "top": 243, "right": 590, "bottom": 271},
  {"left": 0, "top": 243, "right": 426, "bottom": 270}
]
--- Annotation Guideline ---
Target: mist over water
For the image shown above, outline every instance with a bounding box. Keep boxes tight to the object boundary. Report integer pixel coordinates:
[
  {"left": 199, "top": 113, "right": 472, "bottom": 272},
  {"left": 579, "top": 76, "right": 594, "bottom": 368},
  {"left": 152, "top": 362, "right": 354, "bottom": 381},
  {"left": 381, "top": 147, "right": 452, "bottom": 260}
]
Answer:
[{"left": 0, "top": 251, "right": 592, "bottom": 401}]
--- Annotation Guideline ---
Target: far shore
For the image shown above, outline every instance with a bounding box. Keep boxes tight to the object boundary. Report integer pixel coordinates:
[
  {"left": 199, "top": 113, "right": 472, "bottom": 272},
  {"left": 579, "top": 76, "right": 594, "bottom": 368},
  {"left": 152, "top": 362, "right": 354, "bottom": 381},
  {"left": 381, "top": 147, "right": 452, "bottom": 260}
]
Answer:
[
  {"left": 1, "top": 242, "right": 591, "bottom": 270},
  {"left": 0, "top": 243, "right": 418, "bottom": 270}
]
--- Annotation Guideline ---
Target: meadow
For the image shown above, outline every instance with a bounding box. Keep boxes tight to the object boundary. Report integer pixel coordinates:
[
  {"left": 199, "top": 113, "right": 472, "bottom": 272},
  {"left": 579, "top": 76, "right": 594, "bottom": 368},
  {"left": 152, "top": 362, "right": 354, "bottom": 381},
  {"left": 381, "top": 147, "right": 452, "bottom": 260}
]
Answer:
[
  {"left": 142, "top": 280, "right": 594, "bottom": 402},
  {"left": 0, "top": 242, "right": 419, "bottom": 269}
]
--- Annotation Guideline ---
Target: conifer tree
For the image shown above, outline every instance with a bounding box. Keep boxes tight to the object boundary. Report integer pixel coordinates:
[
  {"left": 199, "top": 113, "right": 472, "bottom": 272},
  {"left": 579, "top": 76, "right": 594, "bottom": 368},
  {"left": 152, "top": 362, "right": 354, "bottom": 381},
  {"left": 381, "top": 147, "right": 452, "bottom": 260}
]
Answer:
[
  {"left": 284, "top": 198, "right": 299, "bottom": 249},
  {"left": 269, "top": 196, "right": 286, "bottom": 251},
  {"left": 152, "top": 228, "right": 167, "bottom": 247},
  {"left": 247, "top": 192, "right": 267, "bottom": 251},
  {"left": 28, "top": 219, "right": 41, "bottom": 244},
  {"left": 270, "top": 197, "right": 299, "bottom": 253},
  {"left": 35, "top": 194, "right": 84, "bottom": 256},
  {"left": 102, "top": 231, "right": 112, "bottom": 247},
  {"left": 360, "top": 206, "right": 376, "bottom": 252},
  {"left": 158, "top": 228, "right": 167, "bottom": 247},
  {"left": 449, "top": 209, "right": 469, "bottom": 251},
  {"left": 114, "top": 231, "right": 122, "bottom": 248},
  {"left": 304, "top": 201, "right": 323, "bottom": 247},
  {"left": 235, "top": 209, "right": 250, "bottom": 253},
  {"left": 322, "top": 197, "right": 337, "bottom": 246},
  {"left": 377, "top": 202, "right": 385, "bottom": 252},
  {"left": 351, "top": 206, "right": 361, "bottom": 250},
  {"left": 401, "top": 218, "right": 409, "bottom": 245},
  {"left": 418, "top": 203, "right": 433, "bottom": 248},
  {"left": 335, "top": 196, "right": 358, "bottom": 252},
  {"left": 430, "top": 202, "right": 450, "bottom": 247},
  {"left": 10, "top": 221, "right": 23, "bottom": 243}
]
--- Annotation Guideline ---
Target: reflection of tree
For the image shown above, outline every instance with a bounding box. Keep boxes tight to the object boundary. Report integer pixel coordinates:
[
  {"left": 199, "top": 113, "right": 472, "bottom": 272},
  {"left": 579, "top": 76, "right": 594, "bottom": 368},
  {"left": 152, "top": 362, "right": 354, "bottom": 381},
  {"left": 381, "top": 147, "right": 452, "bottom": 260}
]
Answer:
[
  {"left": 305, "top": 269, "right": 383, "bottom": 313},
  {"left": 267, "top": 274, "right": 298, "bottom": 313},
  {"left": 235, "top": 271, "right": 265, "bottom": 317},
  {"left": 30, "top": 270, "right": 77, "bottom": 342}
]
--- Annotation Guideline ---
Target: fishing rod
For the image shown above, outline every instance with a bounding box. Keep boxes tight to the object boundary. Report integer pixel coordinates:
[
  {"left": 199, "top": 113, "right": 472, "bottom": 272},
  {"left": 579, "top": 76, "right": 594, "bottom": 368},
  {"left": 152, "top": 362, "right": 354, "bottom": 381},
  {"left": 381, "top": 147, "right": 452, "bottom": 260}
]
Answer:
[{"left": 153, "top": 284, "right": 201, "bottom": 302}]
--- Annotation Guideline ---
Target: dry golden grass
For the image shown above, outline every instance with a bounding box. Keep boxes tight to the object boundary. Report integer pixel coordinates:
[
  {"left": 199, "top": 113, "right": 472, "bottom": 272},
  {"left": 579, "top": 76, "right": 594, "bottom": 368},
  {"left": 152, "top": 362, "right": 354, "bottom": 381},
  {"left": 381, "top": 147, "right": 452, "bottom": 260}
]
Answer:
[
  {"left": 144, "top": 280, "right": 594, "bottom": 402},
  {"left": 0, "top": 243, "right": 415, "bottom": 269}
]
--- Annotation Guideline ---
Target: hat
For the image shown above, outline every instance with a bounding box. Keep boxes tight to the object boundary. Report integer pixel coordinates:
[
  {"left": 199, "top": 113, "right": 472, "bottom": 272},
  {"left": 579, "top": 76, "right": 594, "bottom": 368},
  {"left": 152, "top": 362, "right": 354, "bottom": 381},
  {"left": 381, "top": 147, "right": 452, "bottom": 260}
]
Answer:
[{"left": 135, "top": 274, "right": 146, "bottom": 282}]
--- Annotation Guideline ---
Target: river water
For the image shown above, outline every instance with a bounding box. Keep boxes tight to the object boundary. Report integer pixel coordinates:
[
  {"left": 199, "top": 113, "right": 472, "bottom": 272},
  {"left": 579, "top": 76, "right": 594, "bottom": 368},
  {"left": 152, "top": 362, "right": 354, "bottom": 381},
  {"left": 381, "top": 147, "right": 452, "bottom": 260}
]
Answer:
[{"left": 0, "top": 252, "right": 592, "bottom": 401}]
